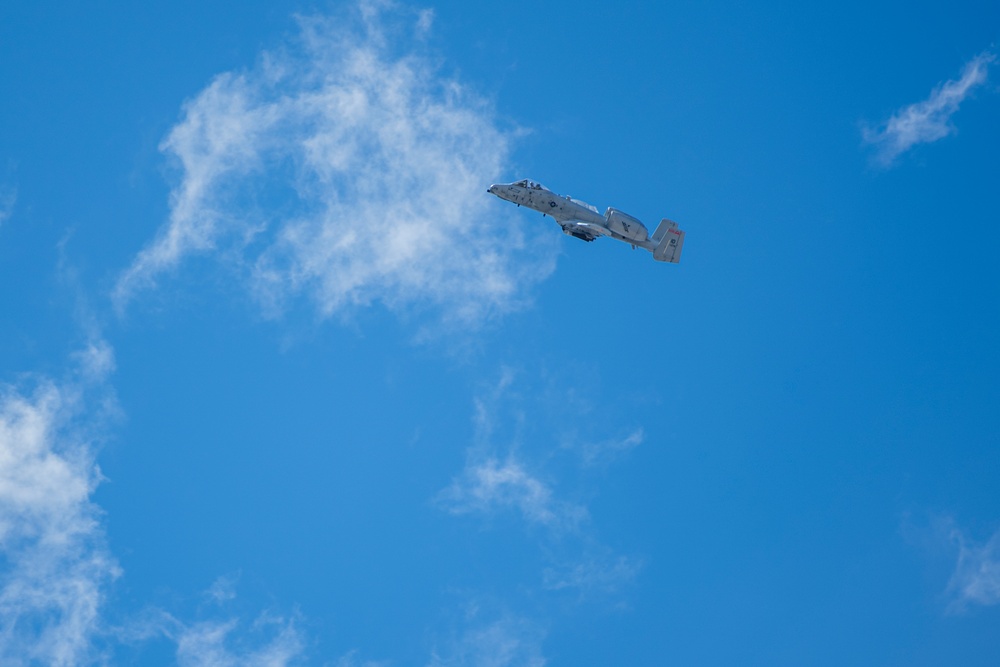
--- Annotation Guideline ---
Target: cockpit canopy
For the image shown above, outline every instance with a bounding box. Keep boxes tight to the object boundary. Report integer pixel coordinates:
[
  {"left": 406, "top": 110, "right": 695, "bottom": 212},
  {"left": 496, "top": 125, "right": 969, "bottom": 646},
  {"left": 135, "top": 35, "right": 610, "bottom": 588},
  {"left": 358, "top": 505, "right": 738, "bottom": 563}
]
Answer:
[{"left": 513, "top": 179, "right": 546, "bottom": 190}]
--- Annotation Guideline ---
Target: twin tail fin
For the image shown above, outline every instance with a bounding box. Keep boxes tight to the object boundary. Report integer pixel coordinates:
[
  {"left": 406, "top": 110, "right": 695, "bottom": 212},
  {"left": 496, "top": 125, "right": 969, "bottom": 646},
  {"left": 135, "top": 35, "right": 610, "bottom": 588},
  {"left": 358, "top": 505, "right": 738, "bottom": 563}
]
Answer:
[{"left": 651, "top": 218, "right": 685, "bottom": 264}]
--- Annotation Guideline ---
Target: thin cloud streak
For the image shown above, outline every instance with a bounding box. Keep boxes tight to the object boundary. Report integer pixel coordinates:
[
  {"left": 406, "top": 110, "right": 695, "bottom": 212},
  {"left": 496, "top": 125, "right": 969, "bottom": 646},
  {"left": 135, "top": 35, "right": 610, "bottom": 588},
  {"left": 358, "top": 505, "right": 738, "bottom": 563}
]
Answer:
[
  {"left": 863, "top": 50, "right": 996, "bottom": 167},
  {"left": 0, "top": 187, "right": 14, "bottom": 228},
  {"left": 576, "top": 427, "right": 644, "bottom": 468},
  {"left": 114, "top": 1, "right": 556, "bottom": 328},
  {"left": 542, "top": 554, "right": 643, "bottom": 596},
  {"left": 335, "top": 648, "right": 388, "bottom": 667}
]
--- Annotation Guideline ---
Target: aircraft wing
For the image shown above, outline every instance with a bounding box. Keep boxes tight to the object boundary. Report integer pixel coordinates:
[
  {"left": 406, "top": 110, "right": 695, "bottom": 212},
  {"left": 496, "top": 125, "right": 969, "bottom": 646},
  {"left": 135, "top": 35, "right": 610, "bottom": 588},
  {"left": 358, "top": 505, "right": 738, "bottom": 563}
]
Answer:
[{"left": 561, "top": 220, "right": 609, "bottom": 243}]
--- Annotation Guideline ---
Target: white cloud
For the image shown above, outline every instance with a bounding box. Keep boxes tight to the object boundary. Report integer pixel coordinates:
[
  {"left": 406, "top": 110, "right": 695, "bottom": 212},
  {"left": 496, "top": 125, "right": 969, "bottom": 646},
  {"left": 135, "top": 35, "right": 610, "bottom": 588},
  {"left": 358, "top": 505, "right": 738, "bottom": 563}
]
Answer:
[
  {"left": 114, "top": 1, "right": 556, "bottom": 328},
  {"left": 946, "top": 523, "right": 1000, "bottom": 611},
  {"left": 428, "top": 616, "right": 546, "bottom": 667},
  {"left": 437, "top": 456, "right": 586, "bottom": 531},
  {"left": 0, "top": 345, "right": 306, "bottom": 666},
  {"left": 0, "top": 346, "right": 119, "bottom": 666},
  {"left": 863, "top": 50, "right": 996, "bottom": 166}
]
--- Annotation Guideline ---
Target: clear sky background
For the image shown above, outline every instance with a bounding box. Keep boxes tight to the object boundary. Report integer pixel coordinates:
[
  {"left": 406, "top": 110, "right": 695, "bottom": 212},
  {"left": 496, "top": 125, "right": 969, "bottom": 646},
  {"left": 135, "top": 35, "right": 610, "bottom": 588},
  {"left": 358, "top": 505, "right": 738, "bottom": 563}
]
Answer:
[{"left": 1, "top": 1, "right": 999, "bottom": 665}]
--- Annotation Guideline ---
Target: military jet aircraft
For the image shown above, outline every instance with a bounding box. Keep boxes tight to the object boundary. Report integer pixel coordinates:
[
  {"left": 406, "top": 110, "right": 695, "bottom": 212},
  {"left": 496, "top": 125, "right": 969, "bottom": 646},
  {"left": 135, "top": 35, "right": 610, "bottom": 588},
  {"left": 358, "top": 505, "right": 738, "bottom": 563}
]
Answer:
[{"left": 488, "top": 179, "right": 685, "bottom": 263}]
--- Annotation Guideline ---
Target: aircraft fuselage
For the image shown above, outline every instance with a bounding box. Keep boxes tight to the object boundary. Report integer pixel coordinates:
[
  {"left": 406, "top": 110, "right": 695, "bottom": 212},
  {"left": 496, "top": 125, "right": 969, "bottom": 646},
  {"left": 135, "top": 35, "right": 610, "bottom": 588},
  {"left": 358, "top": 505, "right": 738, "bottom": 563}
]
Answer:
[
  {"left": 489, "top": 182, "right": 605, "bottom": 225},
  {"left": 487, "top": 179, "right": 686, "bottom": 263}
]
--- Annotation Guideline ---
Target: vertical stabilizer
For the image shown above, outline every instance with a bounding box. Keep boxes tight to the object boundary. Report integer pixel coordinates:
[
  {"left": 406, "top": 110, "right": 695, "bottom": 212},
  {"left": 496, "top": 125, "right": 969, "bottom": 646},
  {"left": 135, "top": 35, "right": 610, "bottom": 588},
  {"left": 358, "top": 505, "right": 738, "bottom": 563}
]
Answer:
[
  {"left": 652, "top": 219, "right": 684, "bottom": 263},
  {"left": 651, "top": 218, "right": 676, "bottom": 244}
]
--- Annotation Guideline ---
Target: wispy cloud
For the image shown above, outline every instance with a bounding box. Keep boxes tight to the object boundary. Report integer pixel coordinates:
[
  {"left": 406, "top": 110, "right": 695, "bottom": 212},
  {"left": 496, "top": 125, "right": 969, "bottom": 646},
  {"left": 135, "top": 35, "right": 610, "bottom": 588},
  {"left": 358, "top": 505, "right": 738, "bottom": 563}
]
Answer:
[
  {"left": 542, "top": 553, "right": 643, "bottom": 596},
  {"left": 437, "top": 455, "right": 587, "bottom": 530},
  {"left": 335, "top": 648, "right": 388, "bottom": 667},
  {"left": 114, "top": 0, "right": 556, "bottom": 328},
  {"left": 863, "top": 50, "right": 996, "bottom": 167},
  {"left": 157, "top": 612, "right": 304, "bottom": 667},
  {"left": 0, "top": 186, "right": 15, "bottom": 228},
  {"left": 945, "top": 522, "right": 1000, "bottom": 611},
  {"left": 117, "top": 576, "right": 306, "bottom": 666},
  {"left": 436, "top": 371, "right": 587, "bottom": 532},
  {"left": 428, "top": 614, "right": 546, "bottom": 667},
  {"left": 436, "top": 369, "right": 646, "bottom": 599},
  {"left": 203, "top": 573, "right": 241, "bottom": 605},
  {"left": 0, "top": 344, "right": 308, "bottom": 665},
  {"left": 575, "top": 427, "right": 643, "bottom": 468},
  {"left": 440, "top": 370, "right": 647, "bottom": 527},
  {"left": 0, "top": 344, "right": 119, "bottom": 666}
]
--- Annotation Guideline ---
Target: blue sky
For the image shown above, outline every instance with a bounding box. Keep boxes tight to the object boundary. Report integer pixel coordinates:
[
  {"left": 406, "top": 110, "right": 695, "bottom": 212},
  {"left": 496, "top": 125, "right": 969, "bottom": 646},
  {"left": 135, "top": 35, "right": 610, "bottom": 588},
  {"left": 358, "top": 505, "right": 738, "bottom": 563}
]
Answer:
[{"left": 1, "top": 1, "right": 999, "bottom": 665}]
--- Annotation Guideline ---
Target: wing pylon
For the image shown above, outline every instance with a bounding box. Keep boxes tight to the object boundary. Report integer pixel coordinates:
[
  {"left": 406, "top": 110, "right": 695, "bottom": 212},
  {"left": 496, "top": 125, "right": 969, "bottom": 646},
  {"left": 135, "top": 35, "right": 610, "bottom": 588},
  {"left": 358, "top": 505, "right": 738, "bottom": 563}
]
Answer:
[{"left": 560, "top": 220, "right": 609, "bottom": 243}]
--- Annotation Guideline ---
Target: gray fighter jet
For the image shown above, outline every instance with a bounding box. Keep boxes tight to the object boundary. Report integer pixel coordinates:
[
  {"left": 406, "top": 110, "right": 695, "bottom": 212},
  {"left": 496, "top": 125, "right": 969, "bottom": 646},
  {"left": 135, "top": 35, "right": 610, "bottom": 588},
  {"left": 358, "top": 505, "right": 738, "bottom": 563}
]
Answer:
[{"left": 488, "top": 179, "right": 685, "bottom": 263}]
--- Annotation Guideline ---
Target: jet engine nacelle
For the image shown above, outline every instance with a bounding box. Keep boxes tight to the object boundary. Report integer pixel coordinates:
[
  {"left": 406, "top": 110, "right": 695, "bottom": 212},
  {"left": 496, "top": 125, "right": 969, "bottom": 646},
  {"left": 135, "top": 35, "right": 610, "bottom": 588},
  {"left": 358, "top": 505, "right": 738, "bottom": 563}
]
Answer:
[{"left": 605, "top": 208, "right": 649, "bottom": 243}]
